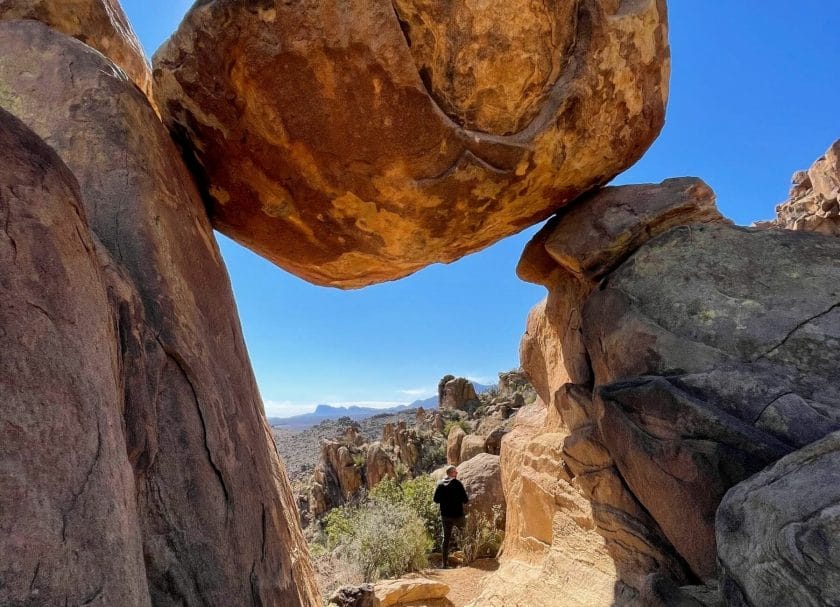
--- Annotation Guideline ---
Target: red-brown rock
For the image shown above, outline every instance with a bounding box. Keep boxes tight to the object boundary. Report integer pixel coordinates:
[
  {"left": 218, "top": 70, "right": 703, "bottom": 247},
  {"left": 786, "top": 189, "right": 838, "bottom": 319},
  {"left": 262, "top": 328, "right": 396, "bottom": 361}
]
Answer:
[
  {"left": 0, "top": 21, "right": 318, "bottom": 605},
  {"left": 153, "top": 0, "right": 670, "bottom": 287},
  {"left": 0, "top": 0, "right": 153, "bottom": 103},
  {"left": 768, "top": 138, "right": 840, "bottom": 235},
  {"left": 0, "top": 107, "right": 150, "bottom": 607}
]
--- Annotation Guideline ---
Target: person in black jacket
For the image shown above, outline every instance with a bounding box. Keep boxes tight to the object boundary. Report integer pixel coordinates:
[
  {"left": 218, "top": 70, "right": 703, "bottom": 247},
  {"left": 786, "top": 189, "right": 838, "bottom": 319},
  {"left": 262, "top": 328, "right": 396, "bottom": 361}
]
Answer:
[{"left": 433, "top": 465, "right": 469, "bottom": 568}]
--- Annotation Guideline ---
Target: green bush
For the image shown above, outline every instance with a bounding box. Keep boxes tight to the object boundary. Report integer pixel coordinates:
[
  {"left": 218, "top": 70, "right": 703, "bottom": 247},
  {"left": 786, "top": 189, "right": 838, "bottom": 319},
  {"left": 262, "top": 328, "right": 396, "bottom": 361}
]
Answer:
[
  {"left": 324, "top": 497, "right": 430, "bottom": 582},
  {"left": 417, "top": 439, "right": 446, "bottom": 473},
  {"left": 371, "top": 476, "right": 443, "bottom": 552}
]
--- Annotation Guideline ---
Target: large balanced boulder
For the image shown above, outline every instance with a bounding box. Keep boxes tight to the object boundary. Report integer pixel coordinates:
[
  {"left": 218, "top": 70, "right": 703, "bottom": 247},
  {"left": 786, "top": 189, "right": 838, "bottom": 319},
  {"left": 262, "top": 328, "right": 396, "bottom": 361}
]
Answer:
[
  {"left": 0, "top": 0, "right": 153, "bottom": 102},
  {"left": 153, "top": 0, "right": 670, "bottom": 287},
  {"left": 0, "top": 21, "right": 318, "bottom": 605},
  {"left": 0, "top": 108, "right": 150, "bottom": 607},
  {"left": 717, "top": 430, "right": 840, "bottom": 606}
]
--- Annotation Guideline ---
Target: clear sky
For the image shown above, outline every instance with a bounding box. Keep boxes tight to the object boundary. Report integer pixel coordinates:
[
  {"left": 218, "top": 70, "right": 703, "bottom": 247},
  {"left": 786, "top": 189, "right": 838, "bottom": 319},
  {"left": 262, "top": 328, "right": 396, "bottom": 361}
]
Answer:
[{"left": 123, "top": 1, "right": 839, "bottom": 416}]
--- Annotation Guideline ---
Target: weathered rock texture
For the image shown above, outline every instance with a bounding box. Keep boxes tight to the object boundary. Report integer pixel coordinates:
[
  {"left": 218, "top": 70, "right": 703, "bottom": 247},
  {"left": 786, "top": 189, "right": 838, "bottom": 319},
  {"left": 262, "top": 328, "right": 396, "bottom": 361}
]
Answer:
[
  {"left": 309, "top": 420, "right": 436, "bottom": 519},
  {"left": 375, "top": 577, "right": 449, "bottom": 607},
  {"left": 768, "top": 138, "right": 840, "bottom": 235},
  {"left": 457, "top": 453, "right": 505, "bottom": 529},
  {"left": 0, "top": 0, "right": 154, "bottom": 103},
  {"left": 475, "top": 177, "right": 840, "bottom": 605},
  {"left": 153, "top": 0, "right": 670, "bottom": 287},
  {"left": 447, "top": 425, "right": 467, "bottom": 466},
  {"left": 438, "top": 375, "right": 479, "bottom": 410},
  {"left": 0, "top": 21, "right": 318, "bottom": 605},
  {"left": 717, "top": 430, "right": 840, "bottom": 606},
  {"left": 0, "top": 108, "right": 151, "bottom": 607}
]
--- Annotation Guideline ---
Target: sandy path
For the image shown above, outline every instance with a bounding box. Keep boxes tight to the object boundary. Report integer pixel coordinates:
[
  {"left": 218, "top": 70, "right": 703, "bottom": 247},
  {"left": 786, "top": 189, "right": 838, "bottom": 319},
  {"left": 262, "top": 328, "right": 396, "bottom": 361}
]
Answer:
[{"left": 417, "top": 559, "right": 498, "bottom": 607}]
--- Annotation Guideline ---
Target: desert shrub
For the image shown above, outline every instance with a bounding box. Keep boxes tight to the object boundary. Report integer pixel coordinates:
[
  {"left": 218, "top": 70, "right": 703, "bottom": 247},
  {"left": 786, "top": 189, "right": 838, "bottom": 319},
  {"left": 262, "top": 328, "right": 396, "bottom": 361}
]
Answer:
[
  {"left": 325, "top": 498, "right": 430, "bottom": 582},
  {"left": 310, "top": 548, "right": 364, "bottom": 601},
  {"left": 460, "top": 505, "right": 504, "bottom": 563},
  {"left": 324, "top": 478, "right": 432, "bottom": 582},
  {"left": 417, "top": 439, "right": 446, "bottom": 473}
]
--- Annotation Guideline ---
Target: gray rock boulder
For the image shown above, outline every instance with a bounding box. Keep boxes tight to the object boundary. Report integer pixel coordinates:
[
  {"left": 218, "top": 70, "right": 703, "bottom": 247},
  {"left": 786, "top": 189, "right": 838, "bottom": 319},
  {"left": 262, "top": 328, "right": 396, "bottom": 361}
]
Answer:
[{"left": 717, "top": 430, "right": 840, "bottom": 606}]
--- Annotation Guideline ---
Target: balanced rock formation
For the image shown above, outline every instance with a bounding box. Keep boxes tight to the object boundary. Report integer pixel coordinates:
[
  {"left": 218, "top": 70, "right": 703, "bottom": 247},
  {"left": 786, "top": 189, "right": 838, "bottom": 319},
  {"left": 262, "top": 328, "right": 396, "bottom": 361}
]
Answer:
[
  {"left": 767, "top": 138, "right": 840, "bottom": 235},
  {"left": 717, "top": 430, "right": 840, "bottom": 606},
  {"left": 153, "top": 0, "right": 670, "bottom": 287},
  {"left": 0, "top": 21, "right": 318, "bottom": 605},
  {"left": 0, "top": 0, "right": 154, "bottom": 103},
  {"left": 475, "top": 175, "right": 840, "bottom": 605},
  {"left": 439, "top": 375, "right": 478, "bottom": 410}
]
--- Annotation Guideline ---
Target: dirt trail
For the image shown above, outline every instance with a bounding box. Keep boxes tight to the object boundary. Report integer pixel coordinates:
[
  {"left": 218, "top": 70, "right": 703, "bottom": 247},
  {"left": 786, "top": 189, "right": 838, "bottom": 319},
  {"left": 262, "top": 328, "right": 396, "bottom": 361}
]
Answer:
[{"left": 418, "top": 559, "right": 498, "bottom": 607}]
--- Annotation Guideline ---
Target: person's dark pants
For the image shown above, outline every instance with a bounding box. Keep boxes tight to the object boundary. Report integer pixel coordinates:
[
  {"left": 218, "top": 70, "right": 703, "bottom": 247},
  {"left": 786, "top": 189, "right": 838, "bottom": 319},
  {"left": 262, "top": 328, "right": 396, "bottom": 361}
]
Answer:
[{"left": 441, "top": 515, "right": 466, "bottom": 566}]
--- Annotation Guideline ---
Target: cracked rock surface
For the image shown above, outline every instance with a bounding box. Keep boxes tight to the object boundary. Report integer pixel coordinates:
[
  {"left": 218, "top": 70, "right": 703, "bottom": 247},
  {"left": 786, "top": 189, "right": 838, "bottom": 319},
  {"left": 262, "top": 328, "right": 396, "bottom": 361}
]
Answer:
[
  {"left": 153, "top": 0, "right": 670, "bottom": 287},
  {"left": 0, "top": 21, "right": 318, "bottom": 606},
  {"left": 0, "top": 108, "right": 150, "bottom": 606},
  {"left": 477, "top": 181, "right": 840, "bottom": 605}
]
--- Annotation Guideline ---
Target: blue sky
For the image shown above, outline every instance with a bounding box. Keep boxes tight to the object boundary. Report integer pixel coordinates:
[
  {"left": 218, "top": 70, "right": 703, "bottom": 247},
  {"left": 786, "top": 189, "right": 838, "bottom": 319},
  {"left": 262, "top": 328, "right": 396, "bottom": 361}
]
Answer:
[{"left": 123, "top": 1, "right": 839, "bottom": 416}]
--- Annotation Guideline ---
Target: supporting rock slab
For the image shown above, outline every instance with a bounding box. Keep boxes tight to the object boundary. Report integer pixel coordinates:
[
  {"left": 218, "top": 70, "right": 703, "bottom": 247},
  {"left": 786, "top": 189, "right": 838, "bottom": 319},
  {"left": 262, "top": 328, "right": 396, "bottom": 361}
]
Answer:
[{"left": 0, "top": 21, "right": 319, "bottom": 606}]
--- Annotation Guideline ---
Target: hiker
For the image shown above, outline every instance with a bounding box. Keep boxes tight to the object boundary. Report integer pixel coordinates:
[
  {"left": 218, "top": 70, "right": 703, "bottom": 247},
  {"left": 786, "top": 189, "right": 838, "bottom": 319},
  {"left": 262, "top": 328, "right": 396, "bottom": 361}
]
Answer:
[{"left": 433, "top": 465, "right": 469, "bottom": 568}]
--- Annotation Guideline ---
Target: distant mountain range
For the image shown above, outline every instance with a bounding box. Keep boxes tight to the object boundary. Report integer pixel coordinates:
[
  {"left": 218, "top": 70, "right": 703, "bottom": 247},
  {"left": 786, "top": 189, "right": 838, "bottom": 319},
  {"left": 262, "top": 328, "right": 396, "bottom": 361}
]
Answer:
[{"left": 268, "top": 382, "right": 492, "bottom": 428}]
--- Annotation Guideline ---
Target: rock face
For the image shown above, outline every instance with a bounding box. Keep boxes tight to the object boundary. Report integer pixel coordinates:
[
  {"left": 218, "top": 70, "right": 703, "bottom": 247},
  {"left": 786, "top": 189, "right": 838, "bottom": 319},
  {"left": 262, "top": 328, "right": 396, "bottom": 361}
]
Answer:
[
  {"left": 153, "top": 0, "right": 670, "bottom": 287},
  {"left": 439, "top": 375, "right": 478, "bottom": 410},
  {"left": 447, "top": 425, "right": 467, "bottom": 466},
  {"left": 768, "top": 139, "right": 840, "bottom": 235},
  {"left": 717, "top": 430, "right": 840, "bottom": 606},
  {"left": 475, "top": 177, "right": 840, "bottom": 605},
  {"left": 457, "top": 453, "right": 505, "bottom": 529},
  {"left": 0, "top": 0, "right": 153, "bottom": 103},
  {"left": 459, "top": 434, "right": 487, "bottom": 464},
  {"left": 0, "top": 21, "right": 318, "bottom": 606},
  {"left": 0, "top": 108, "right": 150, "bottom": 607}
]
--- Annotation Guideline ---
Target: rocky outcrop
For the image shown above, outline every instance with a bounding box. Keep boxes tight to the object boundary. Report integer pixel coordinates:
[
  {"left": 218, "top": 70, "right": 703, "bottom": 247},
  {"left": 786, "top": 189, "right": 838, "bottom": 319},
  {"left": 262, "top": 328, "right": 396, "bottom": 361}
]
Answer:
[
  {"left": 478, "top": 176, "right": 840, "bottom": 605},
  {"left": 0, "top": 0, "right": 153, "bottom": 103},
  {"left": 0, "top": 108, "right": 151, "bottom": 607},
  {"left": 766, "top": 139, "right": 840, "bottom": 235},
  {"left": 457, "top": 453, "right": 505, "bottom": 529},
  {"left": 153, "top": 0, "right": 670, "bottom": 287},
  {"left": 438, "top": 375, "right": 478, "bottom": 410},
  {"left": 310, "top": 418, "right": 435, "bottom": 518},
  {"left": 0, "top": 21, "right": 318, "bottom": 606},
  {"left": 717, "top": 430, "right": 840, "bottom": 606}
]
